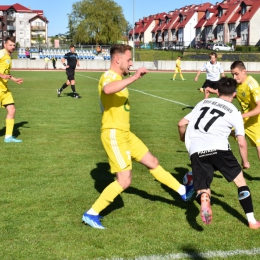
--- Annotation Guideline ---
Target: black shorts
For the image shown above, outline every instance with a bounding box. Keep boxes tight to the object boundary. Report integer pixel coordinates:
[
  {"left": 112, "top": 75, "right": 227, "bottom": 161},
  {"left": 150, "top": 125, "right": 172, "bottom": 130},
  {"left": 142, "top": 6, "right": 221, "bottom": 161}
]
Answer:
[
  {"left": 66, "top": 68, "right": 75, "bottom": 81},
  {"left": 201, "top": 79, "right": 218, "bottom": 90},
  {"left": 190, "top": 150, "right": 241, "bottom": 191}
]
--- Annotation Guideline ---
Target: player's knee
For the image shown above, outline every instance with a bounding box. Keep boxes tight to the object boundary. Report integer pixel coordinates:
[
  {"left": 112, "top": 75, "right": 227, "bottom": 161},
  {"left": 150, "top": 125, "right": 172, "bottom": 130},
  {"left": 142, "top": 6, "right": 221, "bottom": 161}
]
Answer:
[{"left": 117, "top": 178, "right": 131, "bottom": 190}]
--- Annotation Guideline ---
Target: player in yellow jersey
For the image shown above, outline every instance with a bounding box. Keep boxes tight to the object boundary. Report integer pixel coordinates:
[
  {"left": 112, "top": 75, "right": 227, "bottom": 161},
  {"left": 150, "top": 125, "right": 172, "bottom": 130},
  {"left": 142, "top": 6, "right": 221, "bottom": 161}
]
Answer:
[
  {"left": 231, "top": 60, "right": 260, "bottom": 160},
  {"left": 82, "top": 44, "right": 194, "bottom": 229},
  {"left": 172, "top": 56, "right": 185, "bottom": 81},
  {"left": 0, "top": 36, "right": 23, "bottom": 143}
]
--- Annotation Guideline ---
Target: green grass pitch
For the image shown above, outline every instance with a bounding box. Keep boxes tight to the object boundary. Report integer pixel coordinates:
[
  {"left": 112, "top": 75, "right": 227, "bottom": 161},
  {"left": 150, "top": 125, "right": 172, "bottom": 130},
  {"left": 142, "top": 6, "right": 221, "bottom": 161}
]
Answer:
[{"left": 1, "top": 70, "right": 260, "bottom": 260}]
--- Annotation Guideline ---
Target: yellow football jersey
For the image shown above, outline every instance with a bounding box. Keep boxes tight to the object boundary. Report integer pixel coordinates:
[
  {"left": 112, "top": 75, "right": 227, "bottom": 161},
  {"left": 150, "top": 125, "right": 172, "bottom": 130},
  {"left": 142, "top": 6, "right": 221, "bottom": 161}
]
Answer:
[
  {"left": 98, "top": 70, "right": 130, "bottom": 131},
  {"left": 0, "top": 49, "right": 12, "bottom": 91},
  {"left": 236, "top": 75, "right": 260, "bottom": 127},
  {"left": 176, "top": 59, "right": 181, "bottom": 68}
]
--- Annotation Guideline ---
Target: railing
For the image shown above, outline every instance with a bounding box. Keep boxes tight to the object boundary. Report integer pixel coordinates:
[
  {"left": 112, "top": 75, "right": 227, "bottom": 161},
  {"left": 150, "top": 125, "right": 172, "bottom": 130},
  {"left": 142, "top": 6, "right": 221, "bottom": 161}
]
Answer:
[
  {"left": 31, "top": 26, "right": 46, "bottom": 31},
  {"left": 7, "top": 15, "right": 15, "bottom": 21},
  {"left": 7, "top": 25, "right": 15, "bottom": 31}
]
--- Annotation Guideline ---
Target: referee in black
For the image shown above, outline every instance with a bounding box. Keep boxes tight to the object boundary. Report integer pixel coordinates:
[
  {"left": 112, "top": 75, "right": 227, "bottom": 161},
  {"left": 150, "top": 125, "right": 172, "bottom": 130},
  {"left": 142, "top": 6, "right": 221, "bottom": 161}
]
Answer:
[{"left": 57, "top": 44, "right": 81, "bottom": 98}]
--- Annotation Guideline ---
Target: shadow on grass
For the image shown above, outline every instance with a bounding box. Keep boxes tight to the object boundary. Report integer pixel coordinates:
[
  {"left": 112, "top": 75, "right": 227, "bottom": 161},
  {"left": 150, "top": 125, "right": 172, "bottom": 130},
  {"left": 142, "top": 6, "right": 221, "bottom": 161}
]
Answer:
[
  {"left": 182, "top": 106, "right": 194, "bottom": 110},
  {"left": 91, "top": 162, "right": 195, "bottom": 216},
  {"left": 0, "top": 121, "right": 29, "bottom": 137},
  {"left": 243, "top": 170, "right": 260, "bottom": 181},
  {"left": 90, "top": 162, "right": 124, "bottom": 216},
  {"left": 90, "top": 163, "right": 248, "bottom": 229},
  {"left": 169, "top": 166, "right": 248, "bottom": 230},
  {"left": 180, "top": 246, "right": 207, "bottom": 259}
]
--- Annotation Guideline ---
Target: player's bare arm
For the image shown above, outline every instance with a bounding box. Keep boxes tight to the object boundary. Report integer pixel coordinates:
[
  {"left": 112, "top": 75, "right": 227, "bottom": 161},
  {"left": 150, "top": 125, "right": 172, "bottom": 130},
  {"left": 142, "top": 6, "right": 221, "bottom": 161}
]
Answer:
[
  {"left": 10, "top": 75, "right": 23, "bottom": 84},
  {"left": 242, "top": 100, "right": 260, "bottom": 119},
  {"left": 237, "top": 135, "right": 250, "bottom": 169},
  {"left": 0, "top": 73, "right": 11, "bottom": 79},
  {"left": 103, "top": 67, "right": 148, "bottom": 95},
  {"left": 178, "top": 118, "right": 189, "bottom": 142},
  {"left": 194, "top": 71, "right": 201, "bottom": 81}
]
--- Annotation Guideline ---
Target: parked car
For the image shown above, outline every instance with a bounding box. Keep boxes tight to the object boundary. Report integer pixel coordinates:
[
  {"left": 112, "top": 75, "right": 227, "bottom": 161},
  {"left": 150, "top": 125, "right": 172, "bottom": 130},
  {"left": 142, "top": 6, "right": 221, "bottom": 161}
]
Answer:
[
  {"left": 193, "top": 42, "right": 213, "bottom": 50},
  {"left": 212, "top": 43, "right": 234, "bottom": 51}
]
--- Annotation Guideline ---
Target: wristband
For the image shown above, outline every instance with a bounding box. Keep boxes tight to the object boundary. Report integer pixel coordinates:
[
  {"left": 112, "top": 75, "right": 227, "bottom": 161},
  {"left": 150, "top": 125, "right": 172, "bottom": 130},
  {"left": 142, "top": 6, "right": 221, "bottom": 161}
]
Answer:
[{"left": 63, "top": 63, "right": 66, "bottom": 66}]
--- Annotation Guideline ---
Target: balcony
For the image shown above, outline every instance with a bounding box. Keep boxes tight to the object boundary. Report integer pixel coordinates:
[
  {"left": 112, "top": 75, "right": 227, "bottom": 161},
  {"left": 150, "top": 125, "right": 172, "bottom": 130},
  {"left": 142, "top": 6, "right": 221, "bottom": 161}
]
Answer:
[
  {"left": 7, "top": 25, "right": 16, "bottom": 31},
  {"left": 31, "top": 26, "right": 46, "bottom": 31},
  {"left": 7, "top": 15, "right": 15, "bottom": 21}
]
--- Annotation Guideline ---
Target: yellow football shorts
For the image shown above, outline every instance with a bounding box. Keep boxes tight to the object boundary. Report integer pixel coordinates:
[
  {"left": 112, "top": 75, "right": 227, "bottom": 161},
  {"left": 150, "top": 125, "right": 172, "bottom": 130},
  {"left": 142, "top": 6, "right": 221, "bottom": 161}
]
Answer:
[
  {"left": 0, "top": 90, "right": 14, "bottom": 108},
  {"left": 245, "top": 126, "right": 260, "bottom": 147},
  {"left": 101, "top": 129, "right": 149, "bottom": 173},
  {"left": 175, "top": 68, "right": 181, "bottom": 73}
]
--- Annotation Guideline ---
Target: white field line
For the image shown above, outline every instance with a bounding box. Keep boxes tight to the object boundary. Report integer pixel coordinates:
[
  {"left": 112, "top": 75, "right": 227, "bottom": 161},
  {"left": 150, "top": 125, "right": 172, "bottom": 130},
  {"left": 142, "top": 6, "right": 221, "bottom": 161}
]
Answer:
[
  {"left": 108, "top": 248, "right": 260, "bottom": 260},
  {"left": 78, "top": 73, "right": 259, "bottom": 260},
  {"left": 77, "top": 73, "right": 191, "bottom": 107}
]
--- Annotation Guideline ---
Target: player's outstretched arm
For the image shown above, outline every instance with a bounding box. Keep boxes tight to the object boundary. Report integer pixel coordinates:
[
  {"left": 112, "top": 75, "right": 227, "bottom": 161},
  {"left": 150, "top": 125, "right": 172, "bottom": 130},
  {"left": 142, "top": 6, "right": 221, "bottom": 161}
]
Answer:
[
  {"left": 103, "top": 67, "right": 148, "bottom": 95},
  {"left": 10, "top": 75, "right": 23, "bottom": 84}
]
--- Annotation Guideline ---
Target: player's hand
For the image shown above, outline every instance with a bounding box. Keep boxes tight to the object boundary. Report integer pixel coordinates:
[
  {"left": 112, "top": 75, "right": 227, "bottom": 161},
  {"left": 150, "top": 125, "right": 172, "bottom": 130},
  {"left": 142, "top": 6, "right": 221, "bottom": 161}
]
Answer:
[
  {"left": 242, "top": 161, "right": 250, "bottom": 169},
  {"left": 134, "top": 67, "right": 148, "bottom": 79},
  {"left": 194, "top": 77, "right": 198, "bottom": 82},
  {"left": 15, "top": 78, "right": 23, "bottom": 84}
]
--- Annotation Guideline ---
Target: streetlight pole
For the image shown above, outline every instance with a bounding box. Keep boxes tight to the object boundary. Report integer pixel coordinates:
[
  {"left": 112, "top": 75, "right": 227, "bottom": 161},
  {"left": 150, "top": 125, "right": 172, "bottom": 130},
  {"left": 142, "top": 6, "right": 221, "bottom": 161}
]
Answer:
[
  {"left": 133, "top": 0, "right": 135, "bottom": 62},
  {"left": 190, "top": 23, "right": 192, "bottom": 49}
]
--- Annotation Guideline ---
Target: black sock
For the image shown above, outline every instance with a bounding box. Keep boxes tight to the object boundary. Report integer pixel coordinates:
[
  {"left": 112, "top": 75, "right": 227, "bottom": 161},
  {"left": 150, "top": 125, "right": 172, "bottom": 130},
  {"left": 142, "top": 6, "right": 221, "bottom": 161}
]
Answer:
[
  {"left": 60, "top": 83, "right": 68, "bottom": 91},
  {"left": 238, "top": 186, "right": 253, "bottom": 214},
  {"left": 71, "top": 85, "right": 76, "bottom": 93}
]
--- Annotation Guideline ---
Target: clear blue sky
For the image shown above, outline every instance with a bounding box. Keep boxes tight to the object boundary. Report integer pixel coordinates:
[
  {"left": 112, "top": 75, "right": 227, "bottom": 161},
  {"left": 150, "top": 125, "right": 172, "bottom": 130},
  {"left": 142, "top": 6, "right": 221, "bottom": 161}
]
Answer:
[{"left": 4, "top": 0, "right": 207, "bottom": 36}]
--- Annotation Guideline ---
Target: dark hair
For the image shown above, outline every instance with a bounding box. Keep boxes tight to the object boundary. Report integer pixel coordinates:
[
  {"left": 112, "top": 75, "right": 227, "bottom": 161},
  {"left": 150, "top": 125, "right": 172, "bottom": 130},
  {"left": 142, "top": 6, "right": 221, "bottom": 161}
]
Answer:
[
  {"left": 209, "top": 52, "right": 217, "bottom": 58},
  {"left": 217, "top": 77, "right": 237, "bottom": 96},
  {"left": 110, "top": 44, "right": 132, "bottom": 57},
  {"left": 5, "top": 36, "right": 16, "bottom": 43},
  {"left": 230, "top": 60, "right": 246, "bottom": 70}
]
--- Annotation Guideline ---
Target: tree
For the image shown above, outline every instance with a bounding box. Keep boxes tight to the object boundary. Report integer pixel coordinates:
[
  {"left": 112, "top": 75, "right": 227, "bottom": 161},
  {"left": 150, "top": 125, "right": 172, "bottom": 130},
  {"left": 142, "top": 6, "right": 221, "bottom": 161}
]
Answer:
[
  {"left": 69, "top": 0, "right": 127, "bottom": 44},
  {"left": 124, "top": 21, "right": 132, "bottom": 37}
]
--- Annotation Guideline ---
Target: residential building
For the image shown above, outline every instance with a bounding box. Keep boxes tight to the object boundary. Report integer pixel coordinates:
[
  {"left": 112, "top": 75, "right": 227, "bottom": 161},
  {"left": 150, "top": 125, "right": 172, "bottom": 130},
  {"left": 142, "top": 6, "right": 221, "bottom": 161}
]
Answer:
[
  {"left": 129, "top": 0, "right": 260, "bottom": 48},
  {"left": 0, "top": 3, "right": 48, "bottom": 48}
]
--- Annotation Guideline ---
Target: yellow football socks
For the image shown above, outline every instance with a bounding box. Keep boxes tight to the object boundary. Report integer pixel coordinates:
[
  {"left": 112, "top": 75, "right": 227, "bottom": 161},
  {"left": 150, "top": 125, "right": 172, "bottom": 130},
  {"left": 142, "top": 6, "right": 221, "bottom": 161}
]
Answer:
[
  {"left": 150, "top": 165, "right": 181, "bottom": 192},
  {"left": 92, "top": 180, "right": 124, "bottom": 213},
  {"left": 5, "top": 119, "right": 14, "bottom": 138}
]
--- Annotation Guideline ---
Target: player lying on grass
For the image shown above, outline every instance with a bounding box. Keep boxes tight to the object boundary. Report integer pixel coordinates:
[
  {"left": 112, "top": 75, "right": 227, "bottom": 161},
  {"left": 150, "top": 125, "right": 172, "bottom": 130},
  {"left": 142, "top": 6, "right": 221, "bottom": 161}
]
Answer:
[
  {"left": 178, "top": 76, "right": 260, "bottom": 229},
  {"left": 82, "top": 44, "right": 194, "bottom": 229}
]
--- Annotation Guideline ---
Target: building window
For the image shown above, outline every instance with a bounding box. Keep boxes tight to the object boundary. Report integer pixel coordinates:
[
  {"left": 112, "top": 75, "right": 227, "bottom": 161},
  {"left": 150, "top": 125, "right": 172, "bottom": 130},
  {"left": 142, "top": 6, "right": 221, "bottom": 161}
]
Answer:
[{"left": 19, "top": 13, "right": 24, "bottom": 18}]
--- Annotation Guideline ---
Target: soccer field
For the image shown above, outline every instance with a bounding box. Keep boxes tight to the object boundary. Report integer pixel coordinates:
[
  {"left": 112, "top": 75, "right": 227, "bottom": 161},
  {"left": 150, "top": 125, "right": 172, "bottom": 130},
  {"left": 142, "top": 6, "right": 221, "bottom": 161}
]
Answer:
[{"left": 1, "top": 70, "right": 260, "bottom": 260}]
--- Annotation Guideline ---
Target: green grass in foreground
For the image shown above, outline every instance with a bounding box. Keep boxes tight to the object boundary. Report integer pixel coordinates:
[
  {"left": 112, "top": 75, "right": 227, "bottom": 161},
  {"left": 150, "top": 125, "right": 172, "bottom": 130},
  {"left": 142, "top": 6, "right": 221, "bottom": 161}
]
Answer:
[{"left": 1, "top": 71, "right": 260, "bottom": 260}]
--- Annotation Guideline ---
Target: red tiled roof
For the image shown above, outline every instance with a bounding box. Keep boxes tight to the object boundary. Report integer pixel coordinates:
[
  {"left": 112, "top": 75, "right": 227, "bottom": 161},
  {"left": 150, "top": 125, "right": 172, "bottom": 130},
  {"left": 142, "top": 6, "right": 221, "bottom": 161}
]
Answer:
[
  {"left": 12, "top": 3, "right": 31, "bottom": 11},
  {"left": 129, "top": 15, "right": 154, "bottom": 35},
  {"left": 32, "top": 10, "right": 44, "bottom": 15},
  {"left": 240, "top": 1, "right": 260, "bottom": 22},
  {"left": 164, "top": 12, "right": 180, "bottom": 30},
  {"left": 0, "top": 5, "right": 12, "bottom": 11},
  {"left": 29, "top": 14, "right": 49, "bottom": 23},
  {"left": 228, "top": 6, "right": 241, "bottom": 23},
  {"left": 204, "top": 7, "right": 219, "bottom": 26},
  {"left": 195, "top": 2, "right": 213, "bottom": 12},
  {"left": 0, "top": 3, "right": 31, "bottom": 12},
  {"left": 151, "top": 13, "right": 167, "bottom": 32},
  {"left": 218, "top": 2, "right": 239, "bottom": 25},
  {"left": 195, "top": 14, "right": 207, "bottom": 28}
]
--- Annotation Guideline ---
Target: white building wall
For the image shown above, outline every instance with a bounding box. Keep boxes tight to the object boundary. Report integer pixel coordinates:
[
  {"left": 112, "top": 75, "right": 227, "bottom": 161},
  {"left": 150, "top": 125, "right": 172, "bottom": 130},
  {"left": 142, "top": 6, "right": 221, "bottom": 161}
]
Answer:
[{"left": 249, "top": 8, "right": 260, "bottom": 45}]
